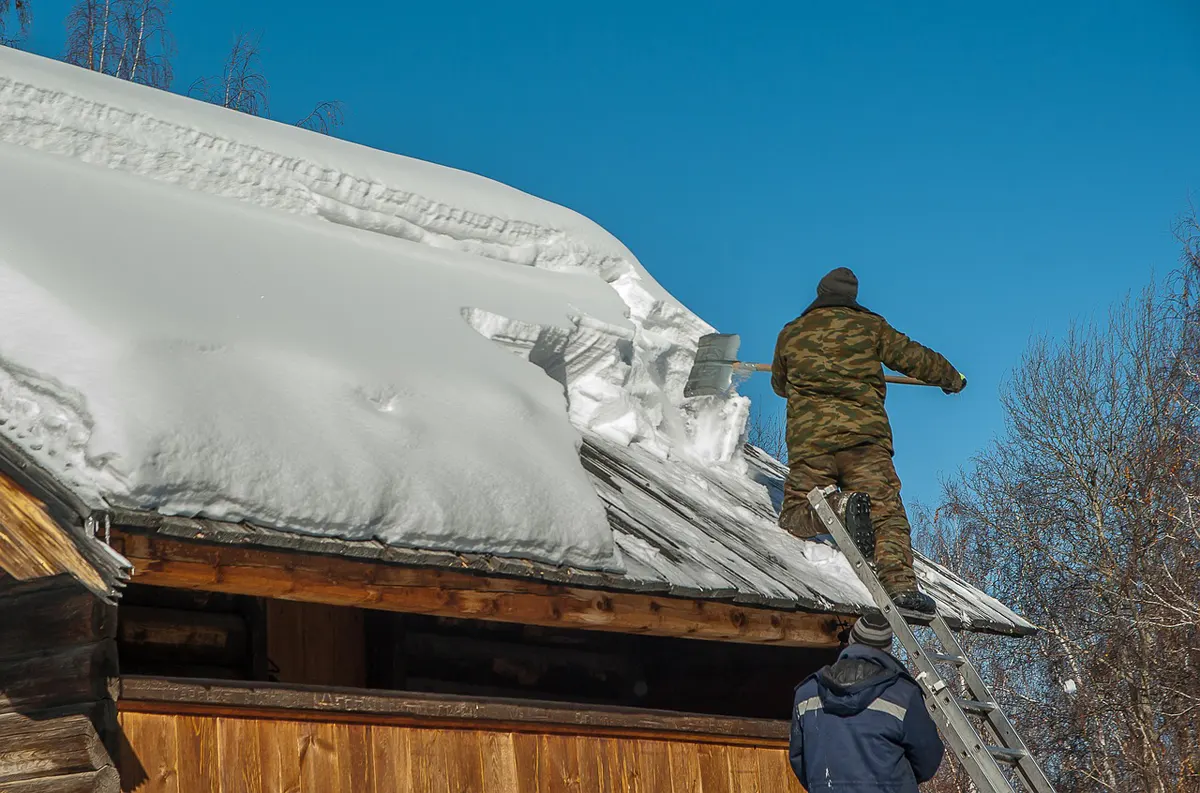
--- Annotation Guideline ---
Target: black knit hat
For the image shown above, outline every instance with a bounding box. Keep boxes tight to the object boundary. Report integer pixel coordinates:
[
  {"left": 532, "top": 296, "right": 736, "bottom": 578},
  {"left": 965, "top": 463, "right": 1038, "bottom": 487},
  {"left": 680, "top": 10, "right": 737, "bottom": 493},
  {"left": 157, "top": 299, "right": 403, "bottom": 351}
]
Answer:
[
  {"left": 802, "top": 266, "right": 873, "bottom": 318},
  {"left": 817, "top": 267, "right": 859, "bottom": 299},
  {"left": 849, "top": 612, "right": 893, "bottom": 649}
]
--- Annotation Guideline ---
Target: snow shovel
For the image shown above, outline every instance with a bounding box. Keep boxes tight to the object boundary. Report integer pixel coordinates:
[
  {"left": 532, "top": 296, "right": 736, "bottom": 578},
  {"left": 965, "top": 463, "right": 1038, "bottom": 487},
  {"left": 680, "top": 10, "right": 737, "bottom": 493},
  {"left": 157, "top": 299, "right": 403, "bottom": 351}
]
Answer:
[{"left": 684, "top": 333, "right": 936, "bottom": 397}]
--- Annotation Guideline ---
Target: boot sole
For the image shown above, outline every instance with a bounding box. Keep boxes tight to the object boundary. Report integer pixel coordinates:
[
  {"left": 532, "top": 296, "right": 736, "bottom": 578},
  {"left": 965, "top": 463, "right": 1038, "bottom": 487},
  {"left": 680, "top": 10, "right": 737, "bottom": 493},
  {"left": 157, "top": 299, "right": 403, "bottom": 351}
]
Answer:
[
  {"left": 889, "top": 594, "right": 938, "bottom": 617},
  {"left": 844, "top": 492, "right": 875, "bottom": 560}
]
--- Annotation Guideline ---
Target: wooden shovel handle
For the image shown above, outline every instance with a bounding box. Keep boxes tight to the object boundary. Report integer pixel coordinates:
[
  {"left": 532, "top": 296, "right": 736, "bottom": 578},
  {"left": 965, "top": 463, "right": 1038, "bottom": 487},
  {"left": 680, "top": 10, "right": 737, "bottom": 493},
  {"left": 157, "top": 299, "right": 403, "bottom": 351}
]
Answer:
[{"left": 740, "top": 362, "right": 934, "bottom": 387}]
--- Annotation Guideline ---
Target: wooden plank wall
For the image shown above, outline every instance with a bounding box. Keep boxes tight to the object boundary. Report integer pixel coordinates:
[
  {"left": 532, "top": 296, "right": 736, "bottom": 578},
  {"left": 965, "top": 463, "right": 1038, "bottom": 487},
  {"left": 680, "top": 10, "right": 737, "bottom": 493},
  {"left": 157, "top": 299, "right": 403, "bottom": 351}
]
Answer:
[
  {"left": 266, "top": 600, "right": 366, "bottom": 688},
  {"left": 117, "top": 710, "right": 805, "bottom": 793}
]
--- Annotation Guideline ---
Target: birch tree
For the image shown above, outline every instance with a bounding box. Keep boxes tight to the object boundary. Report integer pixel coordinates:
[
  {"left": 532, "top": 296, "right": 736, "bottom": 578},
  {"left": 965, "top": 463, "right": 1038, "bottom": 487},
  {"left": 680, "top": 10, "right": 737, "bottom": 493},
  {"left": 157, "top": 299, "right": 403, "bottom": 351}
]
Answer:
[
  {"left": 188, "top": 31, "right": 269, "bottom": 116},
  {"left": 0, "top": 0, "right": 31, "bottom": 45},
  {"left": 190, "top": 31, "right": 344, "bottom": 136},
  {"left": 927, "top": 233, "right": 1200, "bottom": 792},
  {"left": 63, "top": 0, "right": 173, "bottom": 88},
  {"left": 116, "top": 0, "right": 173, "bottom": 87}
]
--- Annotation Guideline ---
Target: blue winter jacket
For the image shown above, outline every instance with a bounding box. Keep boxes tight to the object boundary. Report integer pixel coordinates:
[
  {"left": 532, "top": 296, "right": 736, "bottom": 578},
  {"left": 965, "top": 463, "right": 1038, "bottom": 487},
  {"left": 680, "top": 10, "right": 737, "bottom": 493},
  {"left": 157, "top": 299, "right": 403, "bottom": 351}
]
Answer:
[{"left": 789, "top": 644, "right": 944, "bottom": 791}]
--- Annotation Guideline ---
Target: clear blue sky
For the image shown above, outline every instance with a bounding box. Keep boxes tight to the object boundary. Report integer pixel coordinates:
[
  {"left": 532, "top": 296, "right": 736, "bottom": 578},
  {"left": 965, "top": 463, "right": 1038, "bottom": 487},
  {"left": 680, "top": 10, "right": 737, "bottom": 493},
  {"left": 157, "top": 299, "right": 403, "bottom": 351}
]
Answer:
[{"left": 13, "top": 1, "right": 1200, "bottom": 509}]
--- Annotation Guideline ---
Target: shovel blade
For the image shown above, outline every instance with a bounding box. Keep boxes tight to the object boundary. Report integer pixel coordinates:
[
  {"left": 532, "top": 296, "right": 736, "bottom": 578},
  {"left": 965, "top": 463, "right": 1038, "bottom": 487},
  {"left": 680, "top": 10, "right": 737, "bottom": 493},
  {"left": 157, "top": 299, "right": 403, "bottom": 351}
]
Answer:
[{"left": 684, "top": 333, "right": 741, "bottom": 397}]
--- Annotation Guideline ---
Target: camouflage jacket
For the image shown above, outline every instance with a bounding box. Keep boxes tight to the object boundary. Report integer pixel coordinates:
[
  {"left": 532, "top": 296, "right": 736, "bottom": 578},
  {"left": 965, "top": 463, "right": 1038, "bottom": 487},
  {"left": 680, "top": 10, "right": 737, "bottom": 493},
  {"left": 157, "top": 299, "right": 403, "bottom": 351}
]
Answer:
[{"left": 771, "top": 306, "right": 962, "bottom": 461}]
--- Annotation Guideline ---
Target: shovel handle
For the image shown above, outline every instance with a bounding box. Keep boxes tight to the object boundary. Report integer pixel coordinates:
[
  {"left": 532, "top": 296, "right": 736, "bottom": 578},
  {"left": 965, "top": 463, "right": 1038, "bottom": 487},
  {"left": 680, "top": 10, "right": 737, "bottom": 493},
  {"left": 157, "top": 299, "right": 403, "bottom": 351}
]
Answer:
[{"left": 738, "top": 362, "right": 934, "bottom": 387}]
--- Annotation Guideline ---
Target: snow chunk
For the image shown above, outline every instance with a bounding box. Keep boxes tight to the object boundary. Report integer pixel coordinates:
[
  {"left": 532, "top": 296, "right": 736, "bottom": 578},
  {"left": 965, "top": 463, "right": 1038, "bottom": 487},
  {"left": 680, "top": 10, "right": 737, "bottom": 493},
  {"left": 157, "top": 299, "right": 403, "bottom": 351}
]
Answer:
[{"left": 680, "top": 395, "right": 751, "bottom": 466}]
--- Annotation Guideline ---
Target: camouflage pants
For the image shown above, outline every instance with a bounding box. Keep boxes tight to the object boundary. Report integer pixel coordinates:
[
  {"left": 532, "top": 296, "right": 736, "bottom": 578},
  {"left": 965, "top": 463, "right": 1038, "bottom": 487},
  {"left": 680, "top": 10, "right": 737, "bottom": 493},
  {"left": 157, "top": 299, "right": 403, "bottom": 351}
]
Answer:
[{"left": 778, "top": 443, "right": 917, "bottom": 594}]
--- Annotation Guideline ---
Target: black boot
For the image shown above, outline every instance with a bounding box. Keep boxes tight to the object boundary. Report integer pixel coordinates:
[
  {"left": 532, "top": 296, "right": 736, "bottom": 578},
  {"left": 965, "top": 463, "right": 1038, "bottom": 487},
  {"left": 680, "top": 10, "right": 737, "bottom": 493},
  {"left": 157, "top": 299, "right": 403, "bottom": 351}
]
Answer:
[{"left": 891, "top": 590, "right": 937, "bottom": 615}]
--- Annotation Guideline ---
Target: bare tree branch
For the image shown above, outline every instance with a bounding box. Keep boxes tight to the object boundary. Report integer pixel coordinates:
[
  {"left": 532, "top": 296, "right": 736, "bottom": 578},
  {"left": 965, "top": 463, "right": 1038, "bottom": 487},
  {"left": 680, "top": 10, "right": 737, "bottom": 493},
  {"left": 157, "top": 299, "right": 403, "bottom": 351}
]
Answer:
[
  {"left": 0, "top": 0, "right": 32, "bottom": 45},
  {"left": 747, "top": 402, "right": 787, "bottom": 463},
  {"left": 296, "top": 100, "right": 345, "bottom": 135},
  {"left": 925, "top": 218, "right": 1200, "bottom": 792},
  {"left": 189, "top": 31, "right": 270, "bottom": 117},
  {"left": 119, "top": 0, "right": 174, "bottom": 88},
  {"left": 63, "top": 0, "right": 172, "bottom": 88}
]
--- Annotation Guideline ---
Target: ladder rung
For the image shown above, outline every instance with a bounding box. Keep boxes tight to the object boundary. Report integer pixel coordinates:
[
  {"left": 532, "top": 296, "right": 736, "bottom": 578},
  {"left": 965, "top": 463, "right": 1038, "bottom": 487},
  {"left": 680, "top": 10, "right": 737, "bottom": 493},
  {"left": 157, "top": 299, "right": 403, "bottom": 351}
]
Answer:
[
  {"left": 931, "top": 652, "right": 967, "bottom": 665},
  {"left": 955, "top": 697, "right": 997, "bottom": 715},
  {"left": 806, "top": 488, "right": 1057, "bottom": 793},
  {"left": 987, "top": 746, "right": 1028, "bottom": 764}
]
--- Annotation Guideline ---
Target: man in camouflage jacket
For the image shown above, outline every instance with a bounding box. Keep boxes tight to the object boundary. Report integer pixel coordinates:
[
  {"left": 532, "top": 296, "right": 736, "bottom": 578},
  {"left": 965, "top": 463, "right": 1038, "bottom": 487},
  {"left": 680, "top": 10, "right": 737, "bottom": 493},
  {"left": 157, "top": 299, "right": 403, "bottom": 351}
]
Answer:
[{"left": 772, "top": 267, "right": 965, "bottom": 613}]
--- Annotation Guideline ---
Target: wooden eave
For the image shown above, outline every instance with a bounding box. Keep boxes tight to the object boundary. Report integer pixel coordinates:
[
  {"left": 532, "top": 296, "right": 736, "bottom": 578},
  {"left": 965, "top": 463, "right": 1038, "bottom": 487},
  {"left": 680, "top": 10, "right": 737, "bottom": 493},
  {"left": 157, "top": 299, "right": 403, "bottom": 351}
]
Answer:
[
  {"left": 111, "top": 528, "right": 853, "bottom": 649},
  {"left": 0, "top": 434, "right": 129, "bottom": 601},
  {"left": 105, "top": 507, "right": 1036, "bottom": 639}
]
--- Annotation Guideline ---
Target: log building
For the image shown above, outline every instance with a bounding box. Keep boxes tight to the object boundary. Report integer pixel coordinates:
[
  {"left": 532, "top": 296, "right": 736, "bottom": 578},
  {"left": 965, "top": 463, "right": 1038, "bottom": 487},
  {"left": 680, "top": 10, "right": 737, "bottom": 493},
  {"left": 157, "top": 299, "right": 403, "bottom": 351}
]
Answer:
[
  {"left": 0, "top": 45, "right": 1035, "bottom": 793},
  {"left": 0, "top": 434, "right": 1033, "bottom": 793}
]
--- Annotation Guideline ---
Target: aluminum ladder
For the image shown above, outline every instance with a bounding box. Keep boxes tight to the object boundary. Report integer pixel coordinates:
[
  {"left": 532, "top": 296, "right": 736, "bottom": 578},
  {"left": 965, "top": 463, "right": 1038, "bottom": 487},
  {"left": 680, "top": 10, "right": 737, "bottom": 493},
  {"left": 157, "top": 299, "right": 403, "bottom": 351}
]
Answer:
[{"left": 807, "top": 486, "right": 1057, "bottom": 793}]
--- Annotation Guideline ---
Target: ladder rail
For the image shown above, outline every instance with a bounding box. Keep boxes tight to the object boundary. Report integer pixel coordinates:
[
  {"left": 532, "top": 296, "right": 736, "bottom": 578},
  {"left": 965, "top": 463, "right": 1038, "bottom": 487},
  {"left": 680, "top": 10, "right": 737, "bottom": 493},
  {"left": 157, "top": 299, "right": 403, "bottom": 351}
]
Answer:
[
  {"left": 807, "top": 486, "right": 1056, "bottom": 793},
  {"left": 929, "top": 615, "right": 1057, "bottom": 793}
]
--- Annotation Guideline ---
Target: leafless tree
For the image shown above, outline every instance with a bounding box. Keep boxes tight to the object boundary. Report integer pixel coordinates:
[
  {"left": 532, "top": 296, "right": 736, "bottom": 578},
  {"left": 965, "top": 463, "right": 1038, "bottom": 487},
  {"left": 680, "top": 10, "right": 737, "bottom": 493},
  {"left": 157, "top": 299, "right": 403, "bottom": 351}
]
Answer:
[
  {"left": 0, "top": 0, "right": 31, "bottom": 45},
  {"left": 924, "top": 233, "right": 1200, "bottom": 792},
  {"left": 63, "top": 0, "right": 173, "bottom": 88},
  {"left": 115, "top": 0, "right": 173, "bottom": 87},
  {"left": 747, "top": 402, "right": 788, "bottom": 463},
  {"left": 190, "top": 31, "right": 344, "bottom": 136},
  {"left": 296, "top": 100, "right": 345, "bottom": 135},
  {"left": 911, "top": 502, "right": 1049, "bottom": 793},
  {"left": 189, "top": 31, "right": 270, "bottom": 116},
  {"left": 64, "top": 0, "right": 111, "bottom": 74}
]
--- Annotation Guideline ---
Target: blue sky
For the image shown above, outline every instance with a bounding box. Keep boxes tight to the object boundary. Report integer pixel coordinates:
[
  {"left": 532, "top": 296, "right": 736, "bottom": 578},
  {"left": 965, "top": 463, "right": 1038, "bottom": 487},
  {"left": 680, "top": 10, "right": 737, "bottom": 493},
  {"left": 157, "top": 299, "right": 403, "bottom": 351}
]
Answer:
[{"left": 12, "top": 1, "right": 1200, "bottom": 509}]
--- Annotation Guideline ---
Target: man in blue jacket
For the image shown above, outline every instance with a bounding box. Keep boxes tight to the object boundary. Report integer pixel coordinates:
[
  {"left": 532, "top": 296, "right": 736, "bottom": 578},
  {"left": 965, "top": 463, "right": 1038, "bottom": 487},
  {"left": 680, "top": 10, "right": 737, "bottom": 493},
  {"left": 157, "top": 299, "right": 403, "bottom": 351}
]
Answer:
[{"left": 790, "top": 612, "right": 944, "bottom": 791}]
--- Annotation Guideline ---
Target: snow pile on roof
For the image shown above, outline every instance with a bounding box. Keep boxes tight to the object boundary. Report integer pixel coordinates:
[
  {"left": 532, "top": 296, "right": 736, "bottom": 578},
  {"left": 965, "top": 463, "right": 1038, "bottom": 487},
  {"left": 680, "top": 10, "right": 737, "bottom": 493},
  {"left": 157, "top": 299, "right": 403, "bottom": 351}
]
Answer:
[{"left": 0, "top": 48, "right": 752, "bottom": 569}]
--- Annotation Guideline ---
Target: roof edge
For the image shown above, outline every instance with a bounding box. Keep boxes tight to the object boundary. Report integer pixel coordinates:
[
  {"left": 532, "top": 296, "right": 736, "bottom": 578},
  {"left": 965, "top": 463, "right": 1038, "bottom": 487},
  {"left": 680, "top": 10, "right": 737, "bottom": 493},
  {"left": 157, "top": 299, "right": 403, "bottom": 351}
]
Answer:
[
  {"left": 0, "top": 433, "right": 130, "bottom": 601},
  {"left": 107, "top": 507, "right": 1034, "bottom": 638}
]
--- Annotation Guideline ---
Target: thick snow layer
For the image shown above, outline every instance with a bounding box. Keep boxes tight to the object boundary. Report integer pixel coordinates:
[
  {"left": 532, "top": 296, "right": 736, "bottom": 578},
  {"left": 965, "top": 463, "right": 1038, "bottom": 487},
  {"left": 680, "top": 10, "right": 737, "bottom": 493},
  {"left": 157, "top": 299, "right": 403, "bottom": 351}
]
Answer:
[
  {"left": 0, "top": 51, "right": 1038, "bottom": 632},
  {"left": 0, "top": 48, "right": 754, "bottom": 569},
  {"left": 0, "top": 141, "right": 636, "bottom": 566}
]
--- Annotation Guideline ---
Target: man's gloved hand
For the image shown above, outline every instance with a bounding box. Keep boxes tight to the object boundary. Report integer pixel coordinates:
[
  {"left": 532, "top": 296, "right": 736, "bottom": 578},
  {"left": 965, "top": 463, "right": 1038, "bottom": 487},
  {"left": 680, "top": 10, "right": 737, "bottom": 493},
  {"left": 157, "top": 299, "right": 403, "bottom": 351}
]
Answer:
[{"left": 943, "top": 373, "right": 967, "bottom": 395}]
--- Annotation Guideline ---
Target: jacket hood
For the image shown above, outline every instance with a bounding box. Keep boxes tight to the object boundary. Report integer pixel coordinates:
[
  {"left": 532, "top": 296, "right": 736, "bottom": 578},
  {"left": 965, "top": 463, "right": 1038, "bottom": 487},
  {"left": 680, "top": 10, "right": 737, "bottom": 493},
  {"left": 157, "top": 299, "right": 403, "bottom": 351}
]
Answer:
[{"left": 815, "top": 645, "right": 909, "bottom": 717}]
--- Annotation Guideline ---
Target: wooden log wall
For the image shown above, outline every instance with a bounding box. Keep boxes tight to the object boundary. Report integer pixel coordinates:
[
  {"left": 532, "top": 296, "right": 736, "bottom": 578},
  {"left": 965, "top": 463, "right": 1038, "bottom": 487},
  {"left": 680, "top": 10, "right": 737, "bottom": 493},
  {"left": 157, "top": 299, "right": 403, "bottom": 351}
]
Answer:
[
  {"left": 114, "top": 586, "right": 833, "bottom": 720},
  {"left": 0, "top": 574, "right": 120, "bottom": 793},
  {"left": 117, "top": 678, "right": 806, "bottom": 793},
  {"left": 116, "top": 586, "right": 267, "bottom": 682},
  {"left": 367, "top": 613, "right": 837, "bottom": 720}
]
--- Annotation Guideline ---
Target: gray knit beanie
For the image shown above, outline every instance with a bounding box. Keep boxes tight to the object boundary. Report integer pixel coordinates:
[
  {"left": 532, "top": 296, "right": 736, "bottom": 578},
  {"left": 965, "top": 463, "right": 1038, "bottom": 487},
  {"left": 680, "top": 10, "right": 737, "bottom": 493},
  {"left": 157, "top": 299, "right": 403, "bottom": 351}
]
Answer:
[
  {"left": 849, "top": 612, "right": 893, "bottom": 649},
  {"left": 816, "top": 267, "right": 859, "bottom": 300}
]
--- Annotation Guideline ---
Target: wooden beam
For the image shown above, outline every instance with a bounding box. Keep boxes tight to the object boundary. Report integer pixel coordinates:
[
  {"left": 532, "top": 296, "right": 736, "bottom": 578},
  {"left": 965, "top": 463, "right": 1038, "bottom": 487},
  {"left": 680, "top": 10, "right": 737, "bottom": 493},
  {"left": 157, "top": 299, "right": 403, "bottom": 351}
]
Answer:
[
  {"left": 0, "top": 768, "right": 119, "bottom": 793},
  {"left": 0, "top": 706, "right": 113, "bottom": 785},
  {"left": 119, "top": 676, "right": 789, "bottom": 746},
  {"left": 0, "top": 584, "right": 116, "bottom": 661},
  {"left": 112, "top": 530, "right": 849, "bottom": 648},
  {"left": 118, "top": 606, "right": 248, "bottom": 666},
  {"left": 0, "top": 643, "right": 118, "bottom": 714},
  {"left": 0, "top": 474, "right": 105, "bottom": 596}
]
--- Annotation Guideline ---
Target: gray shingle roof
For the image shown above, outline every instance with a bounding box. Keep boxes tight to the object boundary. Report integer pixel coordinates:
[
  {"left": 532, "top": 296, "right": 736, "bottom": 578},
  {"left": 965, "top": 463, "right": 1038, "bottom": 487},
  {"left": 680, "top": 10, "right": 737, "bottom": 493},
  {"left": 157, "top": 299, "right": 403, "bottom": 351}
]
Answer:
[{"left": 101, "top": 435, "right": 1033, "bottom": 637}]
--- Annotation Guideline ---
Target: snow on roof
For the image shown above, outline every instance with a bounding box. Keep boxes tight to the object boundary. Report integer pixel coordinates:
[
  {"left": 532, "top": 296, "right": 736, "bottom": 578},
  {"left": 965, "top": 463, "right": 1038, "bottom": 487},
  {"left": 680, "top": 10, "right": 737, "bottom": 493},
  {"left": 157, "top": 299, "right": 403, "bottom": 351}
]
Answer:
[{"left": 0, "top": 49, "right": 1032, "bottom": 633}]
